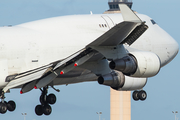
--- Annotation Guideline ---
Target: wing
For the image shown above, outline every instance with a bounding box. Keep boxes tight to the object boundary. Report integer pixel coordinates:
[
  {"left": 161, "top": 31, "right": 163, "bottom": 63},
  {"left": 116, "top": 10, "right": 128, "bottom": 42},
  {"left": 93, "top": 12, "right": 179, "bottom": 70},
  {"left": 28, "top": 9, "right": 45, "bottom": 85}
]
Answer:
[
  {"left": 3, "top": 4, "right": 148, "bottom": 93},
  {"left": 87, "top": 4, "right": 148, "bottom": 47}
]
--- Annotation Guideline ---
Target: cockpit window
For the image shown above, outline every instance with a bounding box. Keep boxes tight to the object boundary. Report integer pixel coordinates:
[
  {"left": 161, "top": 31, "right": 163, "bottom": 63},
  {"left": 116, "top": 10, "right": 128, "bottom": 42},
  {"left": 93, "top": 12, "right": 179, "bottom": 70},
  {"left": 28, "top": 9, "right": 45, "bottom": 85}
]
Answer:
[{"left": 151, "top": 19, "right": 156, "bottom": 25}]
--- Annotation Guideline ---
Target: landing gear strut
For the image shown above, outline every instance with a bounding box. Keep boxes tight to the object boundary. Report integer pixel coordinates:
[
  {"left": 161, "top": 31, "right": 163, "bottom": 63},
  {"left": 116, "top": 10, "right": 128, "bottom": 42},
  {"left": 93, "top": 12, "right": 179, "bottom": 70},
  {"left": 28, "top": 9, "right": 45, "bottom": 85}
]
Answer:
[
  {"left": 35, "top": 87, "right": 57, "bottom": 116},
  {"left": 0, "top": 91, "right": 16, "bottom": 114},
  {"left": 132, "top": 90, "right": 147, "bottom": 101}
]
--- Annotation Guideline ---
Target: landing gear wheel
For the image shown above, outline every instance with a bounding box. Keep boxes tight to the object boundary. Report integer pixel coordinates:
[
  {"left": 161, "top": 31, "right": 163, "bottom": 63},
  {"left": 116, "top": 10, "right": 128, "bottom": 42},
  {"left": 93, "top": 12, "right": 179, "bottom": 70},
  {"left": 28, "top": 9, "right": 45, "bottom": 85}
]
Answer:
[
  {"left": 7, "top": 100, "right": 16, "bottom": 112},
  {"left": 0, "top": 102, "right": 7, "bottom": 114},
  {"left": 43, "top": 104, "right": 52, "bottom": 115},
  {"left": 35, "top": 105, "right": 43, "bottom": 116},
  {"left": 36, "top": 87, "right": 57, "bottom": 116},
  {"left": 132, "top": 91, "right": 139, "bottom": 101},
  {"left": 47, "top": 94, "right": 56, "bottom": 105},
  {"left": 40, "top": 95, "right": 46, "bottom": 105},
  {"left": 138, "top": 90, "right": 147, "bottom": 101}
]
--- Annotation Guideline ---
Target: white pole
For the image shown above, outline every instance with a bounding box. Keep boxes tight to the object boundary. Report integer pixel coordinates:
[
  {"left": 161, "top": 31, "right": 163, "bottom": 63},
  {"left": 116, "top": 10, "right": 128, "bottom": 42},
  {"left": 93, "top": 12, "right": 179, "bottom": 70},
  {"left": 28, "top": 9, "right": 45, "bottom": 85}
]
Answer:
[
  {"left": 22, "top": 113, "right": 27, "bottom": 120},
  {"left": 172, "top": 111, "right": 178, "bottom": 120},
  {"left": 96, "top": 112, "right": 102, "bottom": 120}
]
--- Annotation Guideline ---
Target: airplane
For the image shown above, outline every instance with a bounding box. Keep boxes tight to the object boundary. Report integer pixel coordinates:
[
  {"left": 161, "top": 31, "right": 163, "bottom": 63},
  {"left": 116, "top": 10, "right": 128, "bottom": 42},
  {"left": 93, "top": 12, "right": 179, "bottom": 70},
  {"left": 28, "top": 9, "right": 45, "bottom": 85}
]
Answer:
[{"left": 0, "top": 4, "right": 178, "bottom": 116}]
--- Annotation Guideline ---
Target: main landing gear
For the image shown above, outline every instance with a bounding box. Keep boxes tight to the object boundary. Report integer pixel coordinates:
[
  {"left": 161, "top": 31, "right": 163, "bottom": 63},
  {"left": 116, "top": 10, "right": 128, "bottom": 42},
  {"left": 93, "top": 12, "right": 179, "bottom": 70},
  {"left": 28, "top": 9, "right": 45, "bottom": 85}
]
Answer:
[
  {"left": 0, "top": 91, "right": 16, "bottom": 114},
  {"left": 132, "top": 90, "right": 147, "bottom": 101},
  {"left": 35, "top": 87, "right": 57, "bottom": 116}
]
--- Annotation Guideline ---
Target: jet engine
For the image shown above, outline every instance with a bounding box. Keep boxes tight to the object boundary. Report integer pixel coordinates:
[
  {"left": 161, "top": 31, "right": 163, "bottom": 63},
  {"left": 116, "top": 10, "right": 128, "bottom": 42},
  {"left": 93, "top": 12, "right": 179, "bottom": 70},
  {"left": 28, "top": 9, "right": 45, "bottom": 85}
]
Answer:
[
  {"left": 109, "top": 51, "right": 161, "bottom": 77},
  {"left": 98, "top": 71, "right": 147, "bottom": 91}
]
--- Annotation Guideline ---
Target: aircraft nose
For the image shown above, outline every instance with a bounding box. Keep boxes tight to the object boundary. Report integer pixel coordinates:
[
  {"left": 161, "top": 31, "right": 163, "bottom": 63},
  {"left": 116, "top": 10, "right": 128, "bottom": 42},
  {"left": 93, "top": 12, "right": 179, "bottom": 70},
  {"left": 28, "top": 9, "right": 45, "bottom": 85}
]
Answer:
[
  {"left": 174, "top": 41, "right": 179, "bottom": 54},
  {"left": 153, "top": 25, "right": 179, "bottom": 67},
  {"left": 171, "top": 38, "right": 179, "bottom": 57},
  {"left": 168, "top": 37, "right": 179, "bottom": 62},
  {"left": 158, "top": 34, "right": 179, "bottom": 67}
]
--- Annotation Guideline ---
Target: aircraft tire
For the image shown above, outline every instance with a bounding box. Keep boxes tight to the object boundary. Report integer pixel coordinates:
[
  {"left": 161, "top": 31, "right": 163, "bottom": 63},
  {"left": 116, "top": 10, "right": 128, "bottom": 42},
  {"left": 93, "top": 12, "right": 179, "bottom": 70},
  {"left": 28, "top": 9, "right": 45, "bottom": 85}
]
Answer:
[
  {"left": 132, "top": 91, "right": 139, "bottom": 101},
  {"left": 35, "top": 105, "right": 43, "bottom": 116},
  {"left": 43, "top": 104, "right": 52, "bottom": 115},
  {"left": 0, "top": 102, "right": 7, "bottom": 114},
  {"left": 40, "top": 95, "right": 46, "bottom": 105},
  {"left": 47, "top": 94, "right": 56, "bottom": 105},
  {"left": 7, "top": 100, "right": 16, "bottom": 112},
  {"left": 138, "top": 90, "right": 147, "bottom": 101}
]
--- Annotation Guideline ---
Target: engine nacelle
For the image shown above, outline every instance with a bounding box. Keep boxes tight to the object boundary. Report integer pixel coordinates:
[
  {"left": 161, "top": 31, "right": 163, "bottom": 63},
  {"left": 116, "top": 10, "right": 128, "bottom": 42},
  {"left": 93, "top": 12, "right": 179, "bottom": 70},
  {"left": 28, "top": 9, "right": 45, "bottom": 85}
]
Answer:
[
  {"left": 98, "top": 71, "right": 147, "bottom": 91},
  {"left": 120, "top": 76, "right": 147, "bottom": 91},
  {"left": 109, "top": 55, "right": 137, "bottom": 76},
  {"left": 109, "top": 51, "right": 161, "bottom": 77},
  {"left": 98, "top": 71, "right": 125, "bottom": 90}
]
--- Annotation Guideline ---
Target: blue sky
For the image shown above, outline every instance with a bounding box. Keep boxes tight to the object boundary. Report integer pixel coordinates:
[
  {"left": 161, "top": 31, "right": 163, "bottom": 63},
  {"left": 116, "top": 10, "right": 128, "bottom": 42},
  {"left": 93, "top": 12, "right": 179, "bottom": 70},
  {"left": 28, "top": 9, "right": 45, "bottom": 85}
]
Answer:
[{"left": 0, "top": 0, "right": 180, "bottom": 120}]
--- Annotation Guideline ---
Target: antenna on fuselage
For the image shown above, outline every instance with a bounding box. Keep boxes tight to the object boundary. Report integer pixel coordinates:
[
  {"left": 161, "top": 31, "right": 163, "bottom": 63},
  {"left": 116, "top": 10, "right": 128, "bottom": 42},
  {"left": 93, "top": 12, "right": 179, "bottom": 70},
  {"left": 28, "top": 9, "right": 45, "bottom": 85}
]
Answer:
[{"left": 104, "top": 0, "right": 133, "bottom": 14}]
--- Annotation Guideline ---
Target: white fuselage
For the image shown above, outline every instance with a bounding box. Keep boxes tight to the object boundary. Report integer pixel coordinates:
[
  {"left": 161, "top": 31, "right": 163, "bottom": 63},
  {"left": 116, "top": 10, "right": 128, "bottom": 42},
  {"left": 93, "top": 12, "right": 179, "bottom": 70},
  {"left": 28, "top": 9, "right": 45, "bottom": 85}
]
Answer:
[{"left": 0, "top": 13, "right": 178, "bottom": 88}]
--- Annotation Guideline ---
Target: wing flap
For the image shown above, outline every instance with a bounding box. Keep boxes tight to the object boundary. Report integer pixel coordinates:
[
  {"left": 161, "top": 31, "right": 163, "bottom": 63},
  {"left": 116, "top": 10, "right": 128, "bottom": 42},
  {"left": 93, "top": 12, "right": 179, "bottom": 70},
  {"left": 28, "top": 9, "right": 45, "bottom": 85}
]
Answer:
[
  {"left": 3, "top": 68, "right": 48, "bottom": 93},
  {"left": 53, "top": 48, "right": 86, "bottom": 70},
  {"left": 5, "top": 64, "right": 53, "bottom": 82}
]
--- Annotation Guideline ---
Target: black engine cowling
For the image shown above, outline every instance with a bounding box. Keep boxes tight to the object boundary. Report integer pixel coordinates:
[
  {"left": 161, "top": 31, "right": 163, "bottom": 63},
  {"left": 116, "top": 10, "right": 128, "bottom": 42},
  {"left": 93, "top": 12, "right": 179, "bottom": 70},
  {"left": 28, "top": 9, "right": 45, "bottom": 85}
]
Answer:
[
  {"left": 109, "top": 55, "right": 137, "bottom": 76},
  {"left": 98, "top": 71, "right": 125, "bottom": 90},
  {"left": 98, "top": 71, "right": 147, "bottom": 91}
]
